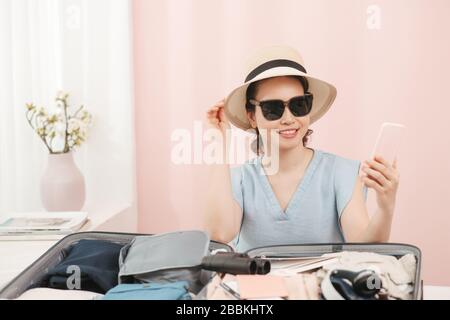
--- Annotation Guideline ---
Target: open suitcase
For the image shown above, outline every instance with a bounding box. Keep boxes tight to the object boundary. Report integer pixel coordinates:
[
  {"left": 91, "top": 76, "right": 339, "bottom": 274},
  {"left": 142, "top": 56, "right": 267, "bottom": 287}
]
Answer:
[{"left": 0, "top": 231, "right": 423, "bottom": 300}]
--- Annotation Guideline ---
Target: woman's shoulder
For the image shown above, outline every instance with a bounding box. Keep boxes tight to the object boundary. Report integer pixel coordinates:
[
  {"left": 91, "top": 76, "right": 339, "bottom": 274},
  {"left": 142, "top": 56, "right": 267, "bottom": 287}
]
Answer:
[
  {"left": 316, "top": 149, "right": 361, "bottom": 191},
  {"left": 230, "top": 157, "right": 261, "bottom": 178},
  {"left": 231, "top": 149, "right": 361, "bottom": 180},
  {"left": 316, "top": 149, "right": 360, "bottom": 168}
]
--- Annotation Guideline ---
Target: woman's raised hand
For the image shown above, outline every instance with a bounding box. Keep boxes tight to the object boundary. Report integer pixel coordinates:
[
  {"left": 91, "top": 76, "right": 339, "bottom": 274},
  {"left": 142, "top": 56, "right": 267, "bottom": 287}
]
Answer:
[{"left": 205, "top": 98, "right": 230, "bottom": 135}]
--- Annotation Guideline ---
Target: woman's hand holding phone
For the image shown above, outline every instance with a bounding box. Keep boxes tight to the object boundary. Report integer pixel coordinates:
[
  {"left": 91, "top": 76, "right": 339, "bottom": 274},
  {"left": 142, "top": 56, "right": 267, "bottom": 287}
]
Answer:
[
  {"left": 361, "top": 156, "right": 400, "bottom": 215},
  {"left": 360, "top": 123, "right": 403, "bottom": 215}
]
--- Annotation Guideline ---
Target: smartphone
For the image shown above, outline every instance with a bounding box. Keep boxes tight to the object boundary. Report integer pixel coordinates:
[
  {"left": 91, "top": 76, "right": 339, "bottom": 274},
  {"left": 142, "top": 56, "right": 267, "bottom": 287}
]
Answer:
[{"left": 370, "top": 122, "right": 405, "bottom": 165}]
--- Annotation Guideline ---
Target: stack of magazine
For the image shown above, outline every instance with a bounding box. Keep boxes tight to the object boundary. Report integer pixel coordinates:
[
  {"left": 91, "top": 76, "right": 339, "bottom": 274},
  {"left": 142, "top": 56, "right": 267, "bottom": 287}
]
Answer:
[{"left": 0, "top": 212, "right": 88, "bottom": 240}]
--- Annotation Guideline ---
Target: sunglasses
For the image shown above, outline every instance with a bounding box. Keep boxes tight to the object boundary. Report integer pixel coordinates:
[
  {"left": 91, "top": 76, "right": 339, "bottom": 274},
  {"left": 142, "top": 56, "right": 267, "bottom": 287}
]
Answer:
[{"left": 249, "top": 93, "right": 313, "bottom": 121}]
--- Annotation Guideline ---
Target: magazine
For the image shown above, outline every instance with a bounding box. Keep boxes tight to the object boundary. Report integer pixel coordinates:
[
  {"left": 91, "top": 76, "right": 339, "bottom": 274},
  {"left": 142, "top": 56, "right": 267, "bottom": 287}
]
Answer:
[{"left": 0, "top": 211, "right": 88, "bottom": 236}]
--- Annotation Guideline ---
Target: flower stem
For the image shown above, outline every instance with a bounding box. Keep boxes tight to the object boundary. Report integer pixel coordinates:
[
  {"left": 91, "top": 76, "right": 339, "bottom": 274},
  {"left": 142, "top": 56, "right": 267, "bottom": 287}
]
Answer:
[
  {"left": 72, "top": 105, "right": 84, "bottom": 119},
  {"left": 26, "top": 110, "right": 52, "bottom": 153},
  {"left": 62, "top": 97, "right": 70, "bottom": 153}
]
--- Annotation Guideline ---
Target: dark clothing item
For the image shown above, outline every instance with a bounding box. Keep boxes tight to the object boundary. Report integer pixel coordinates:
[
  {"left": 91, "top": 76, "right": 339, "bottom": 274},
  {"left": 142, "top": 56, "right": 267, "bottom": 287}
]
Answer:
[
  {"left": 44, "top": 239, "right": 124, "bottom": 293},
  {"left": 103, "top": 282, "right": 192, "bottom": 300}
]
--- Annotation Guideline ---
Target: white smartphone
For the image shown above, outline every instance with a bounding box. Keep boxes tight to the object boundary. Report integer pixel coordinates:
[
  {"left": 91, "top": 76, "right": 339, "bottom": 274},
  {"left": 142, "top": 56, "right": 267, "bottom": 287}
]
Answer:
[{"left": 370, "top": 122, "right": 405, "bottom": 165}]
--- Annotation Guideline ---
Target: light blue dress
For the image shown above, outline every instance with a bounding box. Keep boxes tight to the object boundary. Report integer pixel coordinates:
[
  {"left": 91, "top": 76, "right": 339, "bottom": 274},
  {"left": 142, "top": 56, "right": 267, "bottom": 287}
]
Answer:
[{"left": 230, "top": 149, "right": 367, "bottom": 252}]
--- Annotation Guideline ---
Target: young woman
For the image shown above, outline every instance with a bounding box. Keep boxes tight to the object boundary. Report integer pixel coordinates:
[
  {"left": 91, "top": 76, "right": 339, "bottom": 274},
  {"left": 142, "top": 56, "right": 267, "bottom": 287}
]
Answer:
[{"left": 204, "top": 46, "right": 399, "bottom": 252}]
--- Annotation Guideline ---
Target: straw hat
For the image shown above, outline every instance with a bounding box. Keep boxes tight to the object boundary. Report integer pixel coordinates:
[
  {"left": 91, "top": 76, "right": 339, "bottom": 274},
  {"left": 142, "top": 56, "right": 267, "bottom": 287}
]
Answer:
[{"left": 224, "top": 45, "right": 337, "bottom": 130}]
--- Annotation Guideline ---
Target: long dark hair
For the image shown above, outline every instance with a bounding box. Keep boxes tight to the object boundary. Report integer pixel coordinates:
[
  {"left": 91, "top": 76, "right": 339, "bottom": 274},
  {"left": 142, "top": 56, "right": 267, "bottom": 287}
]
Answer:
[{"left": 245, "top": 76, "right": 313, "bottom": 155}]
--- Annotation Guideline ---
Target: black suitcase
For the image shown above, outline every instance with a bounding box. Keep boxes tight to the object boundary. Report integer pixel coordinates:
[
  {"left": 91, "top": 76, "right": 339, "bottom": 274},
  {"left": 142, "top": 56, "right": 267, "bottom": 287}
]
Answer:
[{"left": 0, "top": 231, "right": 422, "bottom": 300}]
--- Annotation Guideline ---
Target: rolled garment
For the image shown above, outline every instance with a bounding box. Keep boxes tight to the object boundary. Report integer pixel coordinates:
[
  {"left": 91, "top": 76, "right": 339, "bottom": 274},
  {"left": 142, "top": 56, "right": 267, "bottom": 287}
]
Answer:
[
  {"left": 118, "top": 231, "right": 211, "bottom": 294},
  {"left": 102, "top": 282, "right": 191, "bottom": 300},
  {"left": 16, "top": 288, "right": 103, "bottom": 300},
  {"left": 43, "top": 239, "right": 124, "bottom": 293}
]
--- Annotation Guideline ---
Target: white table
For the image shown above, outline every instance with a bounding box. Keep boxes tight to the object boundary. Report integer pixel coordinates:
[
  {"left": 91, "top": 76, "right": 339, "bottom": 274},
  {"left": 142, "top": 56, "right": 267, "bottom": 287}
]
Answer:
[
  {"left": 0, "top": 204, "right": 137, "bottom": 290},
  {"left": 423, "top": 286, "right": 450, "bottom": 300}
]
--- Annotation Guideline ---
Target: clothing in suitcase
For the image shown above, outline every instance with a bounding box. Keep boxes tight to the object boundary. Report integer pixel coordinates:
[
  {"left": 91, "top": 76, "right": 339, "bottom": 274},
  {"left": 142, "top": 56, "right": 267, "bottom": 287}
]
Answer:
[
  {"left": 196, "top": 243, "right": 422, "bottom": 300},
  {"left": 0, "top": 231, "right": 233, "bottom": 300},
  {"left": 0, "top": 231, "right": 422, "bottom": 300}
]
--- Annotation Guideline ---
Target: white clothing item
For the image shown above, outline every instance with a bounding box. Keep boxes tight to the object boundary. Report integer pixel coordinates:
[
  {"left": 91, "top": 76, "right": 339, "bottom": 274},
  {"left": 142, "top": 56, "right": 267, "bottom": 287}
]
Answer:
[
  {"left": 16, "top": 288, "right": 103, "bottom": 300},
  {"left": 318, "top": 252, "right": 416, "bottom": 300}
]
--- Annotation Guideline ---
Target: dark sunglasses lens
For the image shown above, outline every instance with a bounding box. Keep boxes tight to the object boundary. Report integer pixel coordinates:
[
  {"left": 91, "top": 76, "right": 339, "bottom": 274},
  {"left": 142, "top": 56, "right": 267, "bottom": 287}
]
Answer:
[
  {"left": 289, "top": 95, "right": 312, "bottom": 117},
  {"left": 260, "top": 100, "right": 284, "bottom": 120}
]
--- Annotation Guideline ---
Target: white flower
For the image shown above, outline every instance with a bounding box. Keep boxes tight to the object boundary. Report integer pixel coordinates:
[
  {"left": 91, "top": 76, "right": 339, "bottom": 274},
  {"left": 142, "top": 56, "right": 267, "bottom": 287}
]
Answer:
[
  {"left": 37, "top": 108, "right": 47, "bottom": 117},
  {"left": 36, "top": 127, "right": 45, "bottom": 137},
  {"left": 25, "top": 91, "right": 92, "bottom": 153},
  {"left": 56, "top": 91, "right": 69, "bottom": 101},
  {"left": 54, "top": 105, "right": 64, "bottom": 114},
  {"left": 68, "top": 118, "right": 80, "bottom": 133},
  {"left": 55, "top": 122, "right": 66, "bottom": 137},
  {"left": 25, "top": 103, "right": 36, "bottom": 111},
  {"left": 46, "top": 114, "right": 59, "bottom": 124}
]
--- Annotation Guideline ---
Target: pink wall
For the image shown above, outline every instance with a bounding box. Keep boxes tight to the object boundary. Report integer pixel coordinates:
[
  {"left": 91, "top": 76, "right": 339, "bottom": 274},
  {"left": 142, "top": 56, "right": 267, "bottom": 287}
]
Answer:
[{"left": 133, "top": 0, "right": 450, "bottom": 285}]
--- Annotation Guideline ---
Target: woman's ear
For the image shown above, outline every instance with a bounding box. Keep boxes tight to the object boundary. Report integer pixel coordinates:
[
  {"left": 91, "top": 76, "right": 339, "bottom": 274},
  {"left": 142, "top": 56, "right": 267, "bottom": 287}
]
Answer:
[{"left": 247, "top": 111, "right": 257, "bottom": 129}]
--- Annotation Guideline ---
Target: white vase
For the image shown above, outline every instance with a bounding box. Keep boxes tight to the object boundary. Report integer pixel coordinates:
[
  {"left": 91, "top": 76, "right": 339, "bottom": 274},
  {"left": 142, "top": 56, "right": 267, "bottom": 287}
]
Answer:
[{"left": 40, "top": 152, "right": 86, "bottom": 212}]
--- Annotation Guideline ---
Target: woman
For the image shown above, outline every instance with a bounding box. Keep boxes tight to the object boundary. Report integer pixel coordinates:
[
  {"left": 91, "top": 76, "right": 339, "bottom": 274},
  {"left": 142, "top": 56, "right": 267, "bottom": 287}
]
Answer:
[{"left": 204, "top": 46, "right": 399, "bottom": 252}]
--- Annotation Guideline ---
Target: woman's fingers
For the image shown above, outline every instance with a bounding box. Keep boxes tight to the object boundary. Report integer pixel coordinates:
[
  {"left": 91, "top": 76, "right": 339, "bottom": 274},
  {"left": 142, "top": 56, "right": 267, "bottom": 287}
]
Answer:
[
  {"left": 205, "top": 99, "right": 229, "bottom": 131},
  {"left": 206, "top": 107, "right": 219, "bottom": 114},
  {"left": 206, "top": 110, "right": 216, "bottom": 119},
  {"left": 206, "top": 108, "right": 223, "bottom": 128},
  {"left": 362, "top": 154, "right": 401, "bottom": 200},
  {"left": 206, "top": 109, "right": 218, "bottom": 123},
  {"left": 212, "top": 99, "right": 225, "bottom": 108},
  {"left": 364, "top": 156, "right": 396, "bottom": 181},
  {"left": 217, "top": 106, "right": 226, "bottom": 119},
  {"left": 361, "top": 165, "right": 390, "bottom": 188},
  {"left": 361, "top": 175, "right": 385, "bottom": 193}
]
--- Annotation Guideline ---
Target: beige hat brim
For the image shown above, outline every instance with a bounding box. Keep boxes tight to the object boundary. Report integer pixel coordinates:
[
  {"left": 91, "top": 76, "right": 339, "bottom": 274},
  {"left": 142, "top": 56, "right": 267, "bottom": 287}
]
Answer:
[{"left": 224, "top": 67, "right": 337, "bottom": 131}]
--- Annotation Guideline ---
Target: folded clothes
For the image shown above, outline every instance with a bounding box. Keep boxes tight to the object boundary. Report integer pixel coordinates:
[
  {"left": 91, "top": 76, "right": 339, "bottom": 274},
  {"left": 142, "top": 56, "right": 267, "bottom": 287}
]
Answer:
[
  {"left": 119, "top": 230, "right": 211, "bottom": 293},
  {"left": 202, "top": 274, "right": 237, "bottom": 300},
  {"left": 199, "top": 273, "right": 320, "bottom": 300},
  {"left": 318, "top": 251, "right": 416, "bottom": 300},
  {"left": 102, "top": 282, "right": 192, "bottom": 300},
  {"left": 187, "top": 250, "right": 417, "bottom": 300},
  {"left": 16, "top": 288, "right": 103, "bottom": 300},
  {"left": 236, "top": 275, "right": 289, "bottom": 299},
  {"left": 42, "top": 239, "right": 124, "bottom": 293},
  {"left": 284, "top": 274, "right": 320, "bottom": 300}
]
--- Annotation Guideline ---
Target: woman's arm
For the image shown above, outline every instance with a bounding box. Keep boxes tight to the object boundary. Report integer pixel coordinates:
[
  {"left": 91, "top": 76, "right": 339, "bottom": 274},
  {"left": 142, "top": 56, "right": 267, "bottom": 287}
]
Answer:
[
  {"left": 202, "top": 99, "right": 243, "bottom": 244},
  {"left": 203, "top": 163, "right": 243, "bottom": 244},
  {"left": 341, "top": 156, "right": 400, "bottom": 242}
]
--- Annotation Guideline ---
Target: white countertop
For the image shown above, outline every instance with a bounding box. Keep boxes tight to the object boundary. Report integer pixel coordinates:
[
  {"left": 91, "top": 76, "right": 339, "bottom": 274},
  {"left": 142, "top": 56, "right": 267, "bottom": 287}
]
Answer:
[{"left": 0, "top": 204, "right": 136, "bottom": 290}]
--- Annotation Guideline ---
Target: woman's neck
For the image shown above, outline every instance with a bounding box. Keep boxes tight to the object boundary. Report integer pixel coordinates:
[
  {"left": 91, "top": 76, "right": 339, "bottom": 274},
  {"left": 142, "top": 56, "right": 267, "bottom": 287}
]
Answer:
[{"left": 276, "top": 146, "right": 312, "bottom": 173}]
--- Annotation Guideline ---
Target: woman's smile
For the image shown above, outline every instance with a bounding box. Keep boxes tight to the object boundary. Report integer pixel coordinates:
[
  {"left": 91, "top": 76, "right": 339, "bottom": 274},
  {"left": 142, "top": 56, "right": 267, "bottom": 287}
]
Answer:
[{"left": 277, "top": 128, "right": 299, "bottom": 139}]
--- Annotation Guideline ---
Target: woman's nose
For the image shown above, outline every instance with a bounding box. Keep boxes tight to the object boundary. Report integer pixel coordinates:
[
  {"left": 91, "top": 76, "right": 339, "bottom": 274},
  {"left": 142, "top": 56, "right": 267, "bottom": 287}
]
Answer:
[{"left": 280, "top": 104, "right": 295, "bottom": 124}]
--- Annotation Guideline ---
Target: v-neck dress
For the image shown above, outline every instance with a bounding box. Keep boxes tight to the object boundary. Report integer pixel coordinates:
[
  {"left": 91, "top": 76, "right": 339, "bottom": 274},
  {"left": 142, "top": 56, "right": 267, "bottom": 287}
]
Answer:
[{"left": 229, "top": 149, "right": 367, "bottom": 252}]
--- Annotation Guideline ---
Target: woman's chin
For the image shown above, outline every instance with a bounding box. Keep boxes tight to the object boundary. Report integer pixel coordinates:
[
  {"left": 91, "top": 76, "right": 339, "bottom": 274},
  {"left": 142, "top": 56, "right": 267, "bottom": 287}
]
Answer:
[{"left": 278, "top": 140, "right": 303, "bottom": 151}]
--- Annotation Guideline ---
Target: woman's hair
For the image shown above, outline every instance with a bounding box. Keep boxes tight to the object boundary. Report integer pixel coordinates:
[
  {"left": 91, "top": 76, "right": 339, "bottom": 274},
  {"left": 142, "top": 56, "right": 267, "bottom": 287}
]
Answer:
[{"left": 245, "top": 76, "right": 313, "bottom": 155}]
